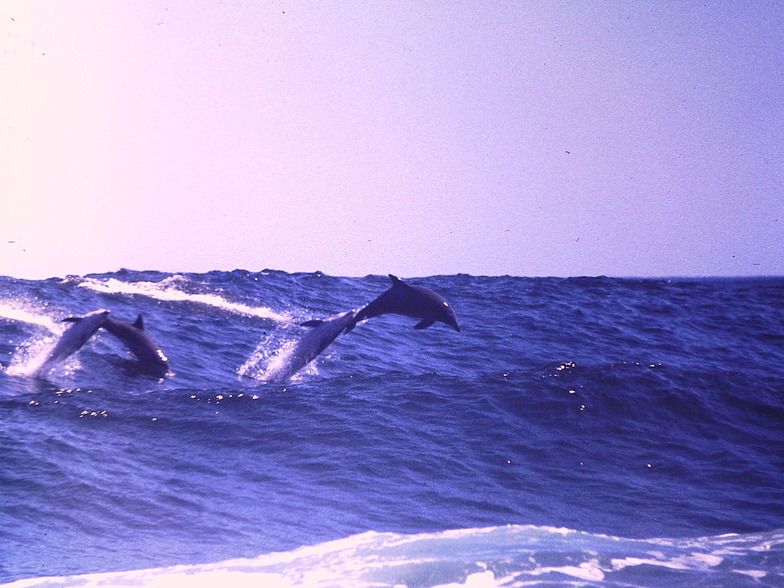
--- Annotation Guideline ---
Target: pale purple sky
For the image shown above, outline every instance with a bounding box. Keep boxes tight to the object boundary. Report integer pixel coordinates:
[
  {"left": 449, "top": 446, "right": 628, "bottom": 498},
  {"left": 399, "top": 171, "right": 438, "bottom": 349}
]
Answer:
[{"left": 2, "top": 2, "right": 782, "bottom": 278}]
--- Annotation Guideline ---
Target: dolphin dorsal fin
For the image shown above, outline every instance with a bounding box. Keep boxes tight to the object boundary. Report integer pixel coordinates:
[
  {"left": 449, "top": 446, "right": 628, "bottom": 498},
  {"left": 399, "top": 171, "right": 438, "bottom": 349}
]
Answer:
[
  {"left": 389, "top": 275, "right": 407, "bottom": 287},
  {"left": 133, "top": 315, "right": 145, "bottom": 330}
]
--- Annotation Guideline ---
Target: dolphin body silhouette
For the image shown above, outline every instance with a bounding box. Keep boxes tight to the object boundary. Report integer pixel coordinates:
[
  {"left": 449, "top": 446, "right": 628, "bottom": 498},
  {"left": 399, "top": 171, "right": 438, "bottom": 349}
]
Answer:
[
  {"left": 36, "top": 309, "right": 110, "bottom": 375},
  {"left": 100, "top": 315, "right": 170, "bottom": 375},
  {"left": 345, "top": 275, "right": 460, "bottom": 333},
  {"left": 265, "top": 311, "right": 355, "bottom": 383}
]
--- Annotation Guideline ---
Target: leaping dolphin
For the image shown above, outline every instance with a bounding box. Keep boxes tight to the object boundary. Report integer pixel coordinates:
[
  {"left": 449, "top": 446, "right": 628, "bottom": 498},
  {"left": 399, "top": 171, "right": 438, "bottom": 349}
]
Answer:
[
  {"left": 35, "top": 309, "right": 110, "bottom": 375},
  {"left": 265, "top": 311, "right": 355, "bottom": 383},
  {"left": 99, "top": 315, "right": 170, "bottom": 375},
  {"left": 345, "top": 275, "right": 460, "bottom": 333}
]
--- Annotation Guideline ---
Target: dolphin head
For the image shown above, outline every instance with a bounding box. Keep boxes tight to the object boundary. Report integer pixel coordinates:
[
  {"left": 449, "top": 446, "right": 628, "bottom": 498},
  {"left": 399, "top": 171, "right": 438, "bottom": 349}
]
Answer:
[
  {"left": 418, "top": 286, "right": 461, "bottom": 332},
  {"left": 437, "top": 300, "right": 461, "bottom": 332},
  {"left": 393, "top": 276, "right": 461, "bottom": 333}
]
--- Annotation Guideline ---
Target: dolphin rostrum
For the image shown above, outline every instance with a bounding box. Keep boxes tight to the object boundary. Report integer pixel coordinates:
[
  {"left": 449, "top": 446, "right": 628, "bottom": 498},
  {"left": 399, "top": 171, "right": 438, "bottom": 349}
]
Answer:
[
  {"left": 265, "top": 311, "right": 355, "bottom": 383},
  {"left": 36, "top": 309, "right": 110, "bottom": 375},
  {"left": 99, "top": 315, "right": 170, "bottom": 375},
  {"left": 345, "top": 275, "right": 460, "bottom": 333}
]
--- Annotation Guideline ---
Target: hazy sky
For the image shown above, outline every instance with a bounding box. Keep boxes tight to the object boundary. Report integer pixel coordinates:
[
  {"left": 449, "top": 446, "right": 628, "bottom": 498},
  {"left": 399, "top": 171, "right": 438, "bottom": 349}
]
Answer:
[{"left": 2, "top": 1, "right": 782, "bottom": 278}]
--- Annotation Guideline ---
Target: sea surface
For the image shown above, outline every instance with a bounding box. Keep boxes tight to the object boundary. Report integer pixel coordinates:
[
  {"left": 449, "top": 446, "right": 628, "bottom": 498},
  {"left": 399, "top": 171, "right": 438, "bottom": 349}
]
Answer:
[{"left": 1, "top": 270, "right": 782, "bottom": 587}]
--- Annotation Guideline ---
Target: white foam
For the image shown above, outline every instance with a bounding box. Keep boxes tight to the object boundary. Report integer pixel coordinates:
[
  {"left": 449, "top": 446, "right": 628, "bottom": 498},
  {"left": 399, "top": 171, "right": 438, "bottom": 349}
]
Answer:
[
  {"left": 0, "top": 301, "right": 60, "bottom": 332},
  {"left": 611, "top": 549, "right": 724, "bottom": 574},
  {"left": 433, "top": 570, "right": 497, "bottom": 588},
  {"left": 78, "top": 276, "right": 290, "bottom": 323},
  {"left": 3, "top": 525, "right": 780, "bottom": 588},
  {"left": 529, "top": 560, "right": 606, "bottom": 582},
  {"left": 734, "top": 569, "right": 768, "bottom": 580}
]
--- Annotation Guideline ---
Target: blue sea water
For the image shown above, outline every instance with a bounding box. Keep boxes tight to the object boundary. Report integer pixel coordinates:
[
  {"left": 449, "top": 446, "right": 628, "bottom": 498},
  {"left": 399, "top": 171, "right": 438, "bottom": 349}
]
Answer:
[{"left": 0, "top": 270, "right": 782, "bottom": 587}]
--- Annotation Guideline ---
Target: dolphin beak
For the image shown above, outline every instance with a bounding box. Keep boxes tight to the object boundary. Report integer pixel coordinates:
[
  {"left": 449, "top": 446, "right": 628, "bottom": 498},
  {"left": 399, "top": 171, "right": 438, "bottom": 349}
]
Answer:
[{"left": 452, "top": 322, "right": 461, "bottom": 333}]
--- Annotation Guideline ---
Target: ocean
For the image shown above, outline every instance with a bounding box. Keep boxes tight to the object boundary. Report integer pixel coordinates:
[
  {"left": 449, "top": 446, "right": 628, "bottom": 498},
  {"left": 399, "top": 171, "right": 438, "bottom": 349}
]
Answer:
[{"left": 0, "top": 270, "right": 782, "bottom": 587}]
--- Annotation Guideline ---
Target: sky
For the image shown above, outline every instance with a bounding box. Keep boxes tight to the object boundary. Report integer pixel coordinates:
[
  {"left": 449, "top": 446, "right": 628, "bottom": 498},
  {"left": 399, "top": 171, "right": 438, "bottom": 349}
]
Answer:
[{"left": 2, "top": 1, "right": 782, "bottom": 279}]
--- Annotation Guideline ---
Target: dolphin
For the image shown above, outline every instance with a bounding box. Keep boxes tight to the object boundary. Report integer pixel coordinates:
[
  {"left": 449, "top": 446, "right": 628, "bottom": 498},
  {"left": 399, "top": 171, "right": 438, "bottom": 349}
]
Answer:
[
  {"left": 99, "top": 315, "right": 170, "bottom": 375},
  {"left": 345, "top": 275, "right": 461, "bottom": 333},
  {"left": 36, "top": 309, "right": 110, "bottom": 375},
  {"left": 265, "top": 311, "right": 355, "bottom": 383}
]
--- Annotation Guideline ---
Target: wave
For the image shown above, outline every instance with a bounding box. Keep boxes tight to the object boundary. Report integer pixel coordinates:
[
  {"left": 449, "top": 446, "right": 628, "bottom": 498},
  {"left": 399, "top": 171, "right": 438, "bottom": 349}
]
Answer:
[
  {"left": 4, "top": 525, "right": 782, "bottom": 587},
  {"left": 2, "top": 272, "right": 783, "bottom": 586},
  {"left": 76, "top": 275, "right": 291, "bottom": 323}
]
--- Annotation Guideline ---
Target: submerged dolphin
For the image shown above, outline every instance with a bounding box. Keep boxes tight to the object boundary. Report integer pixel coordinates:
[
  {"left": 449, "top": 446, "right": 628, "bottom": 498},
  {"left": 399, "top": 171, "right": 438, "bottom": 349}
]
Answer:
[
  {"left": 345, "top": 275, "right": 460, "bottom": 333},
  {"left": 265, "top": 311, "right": 355, "bottom": 383},
  {"left": 36, "top": 309, "right": 110, "bottom": 375},
  {"left": 99, "top": 315, "right": 169, "bottom": 375}
]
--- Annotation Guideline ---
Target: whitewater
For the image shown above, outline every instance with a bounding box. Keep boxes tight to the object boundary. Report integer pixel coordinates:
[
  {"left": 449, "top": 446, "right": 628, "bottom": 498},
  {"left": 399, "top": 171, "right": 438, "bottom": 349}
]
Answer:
[{"left": 1, "top": 270, "right": 782, "bottom": 587}]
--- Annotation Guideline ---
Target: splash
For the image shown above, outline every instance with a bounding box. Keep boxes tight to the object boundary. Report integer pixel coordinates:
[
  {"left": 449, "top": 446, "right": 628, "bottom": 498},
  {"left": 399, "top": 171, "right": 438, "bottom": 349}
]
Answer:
[
  {"left": 0, "top": 299, "right": 67, "bottom": 376},
  {"left": 238, "top": 327, "right": 316, "bottom": 383},
  {"left": 77, "top": 276, "right": 291, "bottom": 322},
  {"left": 5, "top": 333, "right": 69, "bottom": 377}
]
